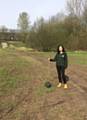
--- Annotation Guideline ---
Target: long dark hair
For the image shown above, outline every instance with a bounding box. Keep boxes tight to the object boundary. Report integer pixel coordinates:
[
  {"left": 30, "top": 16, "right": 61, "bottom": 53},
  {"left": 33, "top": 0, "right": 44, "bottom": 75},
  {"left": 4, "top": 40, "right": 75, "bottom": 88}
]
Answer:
[{"left": 57, "top": 45, "right": 66, "bottom": 54}]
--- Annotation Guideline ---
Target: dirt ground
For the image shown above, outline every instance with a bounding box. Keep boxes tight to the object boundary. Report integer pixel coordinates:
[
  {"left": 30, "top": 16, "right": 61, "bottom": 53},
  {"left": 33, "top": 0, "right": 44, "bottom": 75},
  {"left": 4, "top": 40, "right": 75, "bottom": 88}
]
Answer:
[{"left": 0, "top": 51, "right": 87, "bottom": 120}]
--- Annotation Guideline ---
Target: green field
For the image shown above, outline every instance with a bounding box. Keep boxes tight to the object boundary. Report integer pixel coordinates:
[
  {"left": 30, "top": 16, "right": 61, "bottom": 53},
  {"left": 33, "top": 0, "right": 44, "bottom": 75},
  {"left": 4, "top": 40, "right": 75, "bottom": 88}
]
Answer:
[{"left": 0, "top": 48, "right": 87, "bottom": 120}]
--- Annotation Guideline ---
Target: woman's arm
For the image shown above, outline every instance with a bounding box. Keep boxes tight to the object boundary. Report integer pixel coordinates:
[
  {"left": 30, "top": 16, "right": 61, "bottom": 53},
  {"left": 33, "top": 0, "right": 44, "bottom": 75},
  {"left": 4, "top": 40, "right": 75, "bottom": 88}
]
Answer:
[
  {"left": 64, "top": 53, "right": 68, "bottom": 69},
  {"left": 48, "top": 53, "right": 57, "bottom": 62}
]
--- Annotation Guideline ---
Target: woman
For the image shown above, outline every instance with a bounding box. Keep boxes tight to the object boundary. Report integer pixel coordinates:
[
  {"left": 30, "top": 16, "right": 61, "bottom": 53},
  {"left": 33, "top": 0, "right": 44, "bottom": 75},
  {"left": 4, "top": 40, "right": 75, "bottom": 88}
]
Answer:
[{"left": 48, "top": 45, "right": 68, "bottom": 89}]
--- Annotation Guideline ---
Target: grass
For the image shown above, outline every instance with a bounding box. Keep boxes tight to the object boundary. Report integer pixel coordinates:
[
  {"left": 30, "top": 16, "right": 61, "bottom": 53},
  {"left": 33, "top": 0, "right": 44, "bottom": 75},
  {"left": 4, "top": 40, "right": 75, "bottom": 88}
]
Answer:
[
  {"left": 0, "top": 48, "right": 34, "bottom": 95},
  {"left": 36, "top": 83, "right": 56, "bottom": 96},
  {"left": 8, "top": 41, "right": 26, "bottom": 47},
  {"left": 68, "top": 51, "right": 87, "bottom": 65},
  {"left": 0, "top": 48, "right": 87, "bottom": 119},
  {"left": 0, "top": 48, "right": 86, "bottom": 95}
]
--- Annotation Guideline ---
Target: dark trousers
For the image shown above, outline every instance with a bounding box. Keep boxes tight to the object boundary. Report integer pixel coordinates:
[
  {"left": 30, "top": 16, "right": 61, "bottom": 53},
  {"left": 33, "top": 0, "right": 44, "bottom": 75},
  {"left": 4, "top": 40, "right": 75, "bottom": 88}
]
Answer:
[{"left": 56, "top": 65, "right": 67, "bottom": 84}]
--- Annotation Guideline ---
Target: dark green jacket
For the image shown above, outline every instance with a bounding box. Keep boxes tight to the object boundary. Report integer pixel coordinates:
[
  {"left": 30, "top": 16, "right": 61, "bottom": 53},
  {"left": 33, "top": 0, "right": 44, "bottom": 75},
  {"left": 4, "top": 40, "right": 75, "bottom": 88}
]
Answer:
[{"left": 50, "top": 52, "right": 68, "bottom": 69}]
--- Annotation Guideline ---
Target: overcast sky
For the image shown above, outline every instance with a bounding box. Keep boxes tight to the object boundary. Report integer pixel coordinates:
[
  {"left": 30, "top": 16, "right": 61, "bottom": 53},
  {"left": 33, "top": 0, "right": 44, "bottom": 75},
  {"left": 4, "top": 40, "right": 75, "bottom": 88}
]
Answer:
[{"left": 0, "top": 0, "right": 66, "bottom": 29}]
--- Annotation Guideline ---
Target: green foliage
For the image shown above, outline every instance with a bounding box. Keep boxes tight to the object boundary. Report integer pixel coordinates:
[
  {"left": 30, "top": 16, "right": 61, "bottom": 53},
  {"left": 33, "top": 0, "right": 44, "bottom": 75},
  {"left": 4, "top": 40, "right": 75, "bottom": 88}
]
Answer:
[
  {"left": 17, "top": 12, "right": 30, "bottom": 43},
  {"left": 27, "top": 13, "right": 87, "bottom": 51},
  {"left": 17, "top": 12, "right": 30, "bottom": 32}
]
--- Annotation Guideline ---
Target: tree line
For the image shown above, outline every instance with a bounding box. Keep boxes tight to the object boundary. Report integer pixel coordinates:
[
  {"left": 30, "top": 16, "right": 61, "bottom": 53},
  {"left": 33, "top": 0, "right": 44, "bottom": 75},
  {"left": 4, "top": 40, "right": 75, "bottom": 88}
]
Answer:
[{"left": 0, "top": 0, "right": 87, "bottom": 51}]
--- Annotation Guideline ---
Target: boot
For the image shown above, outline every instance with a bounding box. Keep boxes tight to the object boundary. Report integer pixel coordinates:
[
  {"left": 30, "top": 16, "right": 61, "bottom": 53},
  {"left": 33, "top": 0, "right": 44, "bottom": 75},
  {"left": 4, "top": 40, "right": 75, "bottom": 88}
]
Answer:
[
  {"left": 57, "top": 83, "right": 62, "bottom": 88},
  {"left": 64, "top": 84, "right": 68, "bottom": 89}
]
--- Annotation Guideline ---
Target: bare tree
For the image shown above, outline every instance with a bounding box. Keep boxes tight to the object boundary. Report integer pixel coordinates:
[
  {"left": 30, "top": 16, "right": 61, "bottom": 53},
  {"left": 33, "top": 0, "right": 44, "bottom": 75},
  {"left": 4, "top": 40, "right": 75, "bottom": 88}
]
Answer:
[
  {"left": 66, "top": 0, "right": 85, "bottom": 17},
  {"left": 83, "top": 0, "right": 87, "bottom": 24}
]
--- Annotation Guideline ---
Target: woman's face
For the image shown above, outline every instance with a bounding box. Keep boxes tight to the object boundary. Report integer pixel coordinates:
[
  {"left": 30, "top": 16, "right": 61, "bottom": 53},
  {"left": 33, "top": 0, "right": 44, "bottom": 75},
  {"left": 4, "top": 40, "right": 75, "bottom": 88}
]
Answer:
[{"left": 59, "top": 46, "right": 63, "bottom": 52}]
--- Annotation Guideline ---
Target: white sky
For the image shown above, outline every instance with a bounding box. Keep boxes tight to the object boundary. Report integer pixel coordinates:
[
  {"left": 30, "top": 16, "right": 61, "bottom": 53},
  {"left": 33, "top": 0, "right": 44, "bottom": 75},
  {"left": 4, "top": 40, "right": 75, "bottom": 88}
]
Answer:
[{"left": 0, "top": 0, "right": 66, "bottom": 29}]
